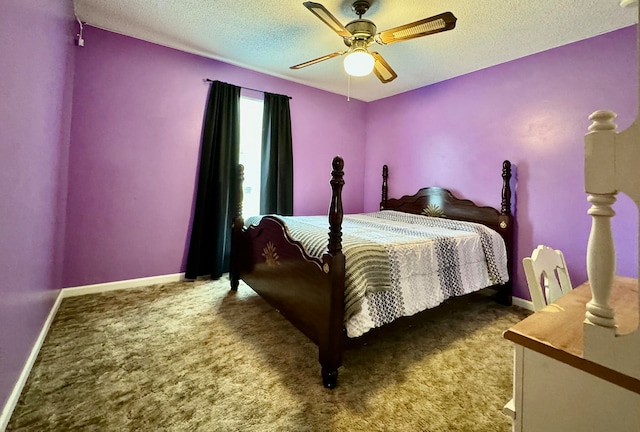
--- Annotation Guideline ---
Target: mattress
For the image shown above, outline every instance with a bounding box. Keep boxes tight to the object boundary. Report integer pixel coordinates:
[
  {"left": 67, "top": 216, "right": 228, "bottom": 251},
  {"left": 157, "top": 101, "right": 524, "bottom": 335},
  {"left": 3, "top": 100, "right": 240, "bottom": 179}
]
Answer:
[{"left": 246, "top": 210, "right": 509, "bottom": 337}]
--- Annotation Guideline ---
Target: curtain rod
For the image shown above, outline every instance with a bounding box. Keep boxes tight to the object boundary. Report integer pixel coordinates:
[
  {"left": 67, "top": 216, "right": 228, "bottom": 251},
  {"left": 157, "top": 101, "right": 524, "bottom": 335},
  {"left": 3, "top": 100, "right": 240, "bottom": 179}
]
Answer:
[{"left": 204, "top": 79, "right": 292, "bottom": 99}]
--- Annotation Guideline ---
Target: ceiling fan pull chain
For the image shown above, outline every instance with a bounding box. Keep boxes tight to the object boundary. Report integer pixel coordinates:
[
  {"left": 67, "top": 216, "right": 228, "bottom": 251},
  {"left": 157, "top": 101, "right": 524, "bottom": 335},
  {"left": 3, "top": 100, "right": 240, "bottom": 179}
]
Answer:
[{"left": 347, "top": 74, "right": 351, "bottom": 101}]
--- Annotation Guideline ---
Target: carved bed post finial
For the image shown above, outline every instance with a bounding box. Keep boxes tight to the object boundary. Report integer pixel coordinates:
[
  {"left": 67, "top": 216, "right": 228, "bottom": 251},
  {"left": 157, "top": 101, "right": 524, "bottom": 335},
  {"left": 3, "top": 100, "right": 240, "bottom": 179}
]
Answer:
[
  {"left": 328, "top": 156, "right": 344, "bottom": 255},
  {"left": 497, "top": 160, "right": 514, "bottom": 306},
  {"left": 501, "top": 160, "right": 512, "bottom": 215},
  {"left": 381, "top": 165, "right": 388, "bottom": 210}
]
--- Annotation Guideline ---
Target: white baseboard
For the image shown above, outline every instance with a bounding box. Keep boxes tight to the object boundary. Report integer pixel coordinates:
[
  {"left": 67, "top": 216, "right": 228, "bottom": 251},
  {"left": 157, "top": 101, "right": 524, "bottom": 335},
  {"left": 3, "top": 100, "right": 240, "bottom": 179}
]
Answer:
[
  {"left": 0, "top": 272, "right": 184, "bottom": 431},
  {"left": 62, "top": 272, "right": 185, "bottom": 297},
  {"left": 512, "top": 296, "right": 534, "bottom": 312},
  {"left": 1, "top": 290, "right": 64, "bottom": 432}
]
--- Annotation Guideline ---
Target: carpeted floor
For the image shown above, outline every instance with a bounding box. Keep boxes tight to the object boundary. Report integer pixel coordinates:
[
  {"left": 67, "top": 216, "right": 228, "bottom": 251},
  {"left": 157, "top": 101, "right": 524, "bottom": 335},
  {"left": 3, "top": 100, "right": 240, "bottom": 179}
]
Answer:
[{"left": 7, "top": 276, "right": 530, "bottom": 432}]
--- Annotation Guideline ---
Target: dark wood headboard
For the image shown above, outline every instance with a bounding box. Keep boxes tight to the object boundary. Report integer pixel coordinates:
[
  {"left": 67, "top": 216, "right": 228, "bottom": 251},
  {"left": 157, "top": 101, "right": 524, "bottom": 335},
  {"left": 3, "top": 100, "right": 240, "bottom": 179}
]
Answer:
[{"left": 379, "top": 160, "right": 512, "bottom": 235}]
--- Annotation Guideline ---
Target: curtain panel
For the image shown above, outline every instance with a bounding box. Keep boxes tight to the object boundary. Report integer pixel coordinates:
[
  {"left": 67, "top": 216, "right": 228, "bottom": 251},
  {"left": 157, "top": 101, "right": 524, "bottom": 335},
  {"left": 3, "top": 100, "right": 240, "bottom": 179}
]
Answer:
[
  {"left": 260, "top": 92, "right": 294, "bottom": 216},
  {"left": 185, "top": 81, "right": 241, "bottom": 279}
]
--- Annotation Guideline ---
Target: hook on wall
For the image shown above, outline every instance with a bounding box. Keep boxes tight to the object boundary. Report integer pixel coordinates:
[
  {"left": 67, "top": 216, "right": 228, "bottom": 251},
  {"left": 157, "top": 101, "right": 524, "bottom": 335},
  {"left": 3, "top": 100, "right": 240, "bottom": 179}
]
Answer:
[{"left": 75, "top": 16, "right": 85, "bottom": 47}]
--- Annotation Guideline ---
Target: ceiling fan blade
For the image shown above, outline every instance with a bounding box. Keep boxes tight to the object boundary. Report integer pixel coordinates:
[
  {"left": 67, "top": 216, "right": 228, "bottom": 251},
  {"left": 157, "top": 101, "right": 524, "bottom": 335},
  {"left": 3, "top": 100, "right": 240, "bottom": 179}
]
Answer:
[
  {"left": 290, "top": 51, "right": 345, "bottom": 69},
  {"left": 370, "top": 52, "right": 397, "bottom": 84},
  {"left": 303, "top": 2, "right": 352, "bottom": 38},
  {"left": 376, "top": 12, "right": 457, "bottom": 45}
]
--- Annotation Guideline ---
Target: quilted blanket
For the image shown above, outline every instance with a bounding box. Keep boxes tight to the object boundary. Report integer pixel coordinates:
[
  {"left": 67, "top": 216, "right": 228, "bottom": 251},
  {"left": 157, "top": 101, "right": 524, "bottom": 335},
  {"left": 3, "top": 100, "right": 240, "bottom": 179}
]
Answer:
[{"left": 245, "top": 210, "right": 508, "bottom": 334}]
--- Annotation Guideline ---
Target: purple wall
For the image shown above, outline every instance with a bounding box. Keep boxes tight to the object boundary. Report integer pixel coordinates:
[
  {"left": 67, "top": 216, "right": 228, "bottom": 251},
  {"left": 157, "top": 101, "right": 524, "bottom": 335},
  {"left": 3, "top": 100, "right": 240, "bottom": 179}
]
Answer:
[
  {"left": 365, "top": 26, "right": 639, "bottom": 300},
  {"left": 0, "top": 0, "right": 75, "bottom": 414},
  {"left": 63, "top": 27, "right": 367, "bottom": 287},
  {"left": 1, "top": 9, "right": 637, "bottom": 417}
]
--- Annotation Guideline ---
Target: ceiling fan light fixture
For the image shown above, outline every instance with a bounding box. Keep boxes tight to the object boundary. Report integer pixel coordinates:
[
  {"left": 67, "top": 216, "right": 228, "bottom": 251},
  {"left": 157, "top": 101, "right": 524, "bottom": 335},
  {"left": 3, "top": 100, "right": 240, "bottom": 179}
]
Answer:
[{"left": 343, "top": 49, "right": 375, "bottom": 77}]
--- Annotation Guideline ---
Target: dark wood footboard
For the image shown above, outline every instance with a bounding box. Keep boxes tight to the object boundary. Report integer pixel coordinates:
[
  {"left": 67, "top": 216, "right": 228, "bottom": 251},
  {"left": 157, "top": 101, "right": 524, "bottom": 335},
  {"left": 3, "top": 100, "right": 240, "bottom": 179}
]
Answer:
[{"left": 230, "top": 156, "right": 346, "bottom": 388}]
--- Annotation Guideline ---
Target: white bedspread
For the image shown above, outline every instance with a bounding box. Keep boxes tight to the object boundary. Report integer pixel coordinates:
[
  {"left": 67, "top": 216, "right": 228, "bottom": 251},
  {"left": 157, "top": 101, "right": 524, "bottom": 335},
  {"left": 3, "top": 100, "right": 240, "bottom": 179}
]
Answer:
[{"left": 246, "top": 210, "right": 509, "bottom": 338}]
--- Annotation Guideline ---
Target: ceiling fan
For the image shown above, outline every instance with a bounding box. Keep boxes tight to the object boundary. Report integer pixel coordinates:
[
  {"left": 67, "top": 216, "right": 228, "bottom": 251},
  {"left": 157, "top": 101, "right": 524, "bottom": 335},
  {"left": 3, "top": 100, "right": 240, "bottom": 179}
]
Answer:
[{"left": 290, "top": 1, "right": 457, "bottom": 84}]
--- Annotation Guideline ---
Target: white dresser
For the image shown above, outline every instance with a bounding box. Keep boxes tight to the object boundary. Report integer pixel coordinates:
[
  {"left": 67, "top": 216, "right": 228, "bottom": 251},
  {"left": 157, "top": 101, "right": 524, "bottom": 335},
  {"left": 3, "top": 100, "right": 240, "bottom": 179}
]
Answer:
[{"left": 503, "top": 277, "right": 640, "bottom": 432}]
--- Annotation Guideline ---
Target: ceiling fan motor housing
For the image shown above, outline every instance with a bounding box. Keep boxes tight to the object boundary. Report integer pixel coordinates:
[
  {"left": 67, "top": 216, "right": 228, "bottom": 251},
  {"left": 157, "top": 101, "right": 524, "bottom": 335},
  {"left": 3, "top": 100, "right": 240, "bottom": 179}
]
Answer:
[{"left": 344, "top": 19, "right": 377, "bottom": 46}]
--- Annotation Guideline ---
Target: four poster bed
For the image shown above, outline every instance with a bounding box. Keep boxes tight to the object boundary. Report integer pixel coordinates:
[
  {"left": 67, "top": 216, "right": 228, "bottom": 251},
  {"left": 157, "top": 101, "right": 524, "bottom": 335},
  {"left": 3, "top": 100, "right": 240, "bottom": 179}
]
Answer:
[{"left": 229, "top": 156, "right": 514, "bottom": 388}]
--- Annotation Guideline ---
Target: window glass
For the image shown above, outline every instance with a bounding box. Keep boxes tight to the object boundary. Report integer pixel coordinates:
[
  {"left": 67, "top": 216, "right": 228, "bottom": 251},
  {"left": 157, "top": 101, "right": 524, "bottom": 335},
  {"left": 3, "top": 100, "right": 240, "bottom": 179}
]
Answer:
[{"left": 239, "top": 95, "right": 264, "bottom": 218}]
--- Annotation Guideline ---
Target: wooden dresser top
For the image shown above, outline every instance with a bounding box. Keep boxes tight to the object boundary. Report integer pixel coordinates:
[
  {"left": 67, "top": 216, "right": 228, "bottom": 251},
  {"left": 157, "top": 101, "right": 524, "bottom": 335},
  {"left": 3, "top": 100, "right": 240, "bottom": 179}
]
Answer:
[
  {"left": 504, "top": 276, "right": 640, "bottom": 393},
  {"left": 505, "top": 276, "right": 638, "bottom": 357}
]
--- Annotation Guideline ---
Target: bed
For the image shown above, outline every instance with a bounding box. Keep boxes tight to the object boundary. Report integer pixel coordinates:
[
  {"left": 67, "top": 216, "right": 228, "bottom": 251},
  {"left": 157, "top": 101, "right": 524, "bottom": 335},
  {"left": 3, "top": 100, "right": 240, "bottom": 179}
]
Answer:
[{"left": 229, "top": 156, "right": 514, "bottom": 388}]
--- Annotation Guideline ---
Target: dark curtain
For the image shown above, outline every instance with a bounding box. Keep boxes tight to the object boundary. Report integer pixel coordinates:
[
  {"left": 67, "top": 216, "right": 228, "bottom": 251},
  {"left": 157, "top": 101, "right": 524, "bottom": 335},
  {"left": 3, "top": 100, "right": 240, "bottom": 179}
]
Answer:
[
  {"left": 185, "top": 81, "right": 241, "bottom": 279},
  {"left": 260, "top": 92, "right": 293, "bottom": 215}
]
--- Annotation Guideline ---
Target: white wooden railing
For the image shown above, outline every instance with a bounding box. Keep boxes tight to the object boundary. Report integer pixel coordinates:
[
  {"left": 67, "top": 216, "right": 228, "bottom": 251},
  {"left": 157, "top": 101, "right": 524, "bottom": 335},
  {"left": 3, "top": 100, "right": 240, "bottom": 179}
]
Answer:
[{"left": 581, "top": 0, "right": 640, "bottom": 379}]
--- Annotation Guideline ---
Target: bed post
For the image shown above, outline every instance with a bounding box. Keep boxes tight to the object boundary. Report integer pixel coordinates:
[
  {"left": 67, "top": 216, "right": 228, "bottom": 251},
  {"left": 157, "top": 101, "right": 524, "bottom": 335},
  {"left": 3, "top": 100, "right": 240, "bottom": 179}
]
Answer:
[
  {"left": 230, "top": 164, "right": 245, "bottom": 291},
  {"left": 380, "top": 164, "right": 389, "bottom": 210},
  {"left": 320, "top": 156, "right": 346, "bottom": 389},
  {"left": 328, "top": 156, "right": 344, "bottom": 254},
  {"left": 497, "top": 160, "right": 514, "bottom": 305}
]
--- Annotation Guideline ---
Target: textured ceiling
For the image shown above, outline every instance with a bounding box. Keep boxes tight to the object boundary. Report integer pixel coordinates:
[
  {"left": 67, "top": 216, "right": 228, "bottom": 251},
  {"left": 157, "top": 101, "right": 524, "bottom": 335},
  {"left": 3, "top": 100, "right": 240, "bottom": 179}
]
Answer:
[{"left": 72, "top": 0, "right": 638, "bottom": 102}]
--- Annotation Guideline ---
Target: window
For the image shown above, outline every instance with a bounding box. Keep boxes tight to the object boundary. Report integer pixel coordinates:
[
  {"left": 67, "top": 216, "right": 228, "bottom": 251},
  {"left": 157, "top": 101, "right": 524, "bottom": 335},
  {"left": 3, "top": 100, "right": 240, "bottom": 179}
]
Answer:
[{"left": 239, "top": 95, "right": 264, "bottom": 218}]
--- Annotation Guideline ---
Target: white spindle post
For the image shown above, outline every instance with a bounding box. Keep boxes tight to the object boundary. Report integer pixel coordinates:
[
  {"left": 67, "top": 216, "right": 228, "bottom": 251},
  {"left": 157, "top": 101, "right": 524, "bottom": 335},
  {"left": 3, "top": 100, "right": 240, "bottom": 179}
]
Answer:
[
  {"left": 584, "top": 110, "right": 618, "bottom": 330},
  {"left": 585, "top": 193, "right": 617, "bottom": 328}
]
